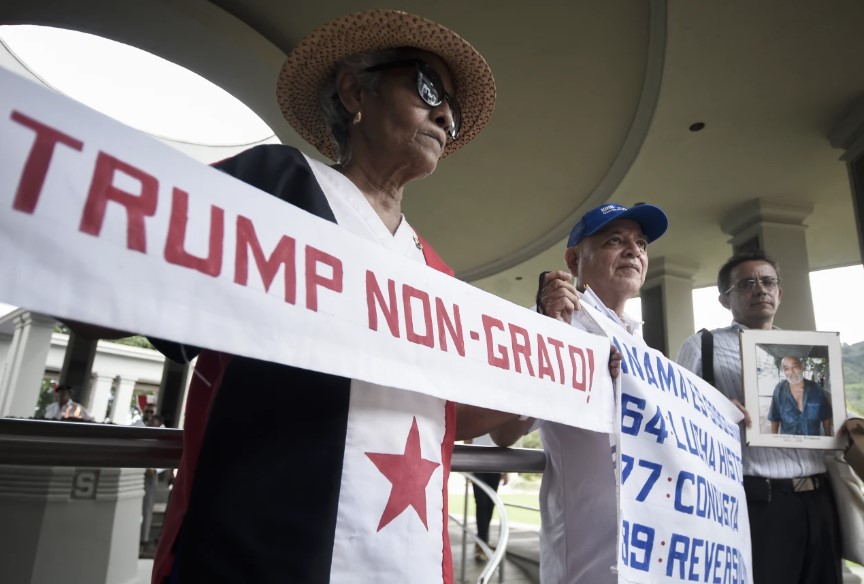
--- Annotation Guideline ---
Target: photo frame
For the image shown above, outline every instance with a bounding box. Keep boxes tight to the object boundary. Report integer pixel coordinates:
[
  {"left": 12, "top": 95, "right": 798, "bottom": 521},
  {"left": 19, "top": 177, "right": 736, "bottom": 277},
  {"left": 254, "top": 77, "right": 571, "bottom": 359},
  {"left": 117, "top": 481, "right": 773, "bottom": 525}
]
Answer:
[{"left": 740, "top": 329, "right": 845, "bottom": 449}]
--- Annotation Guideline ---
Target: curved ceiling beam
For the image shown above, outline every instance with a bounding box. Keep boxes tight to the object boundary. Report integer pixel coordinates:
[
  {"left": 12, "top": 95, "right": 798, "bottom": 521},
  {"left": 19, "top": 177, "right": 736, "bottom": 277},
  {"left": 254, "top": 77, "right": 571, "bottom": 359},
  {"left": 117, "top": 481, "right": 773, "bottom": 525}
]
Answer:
[
  {"left": 0, "top": 0, "right": 295, "bottom": 142},
  {"left": 458, "top": 0, "right": 668, "bottom": 282}
]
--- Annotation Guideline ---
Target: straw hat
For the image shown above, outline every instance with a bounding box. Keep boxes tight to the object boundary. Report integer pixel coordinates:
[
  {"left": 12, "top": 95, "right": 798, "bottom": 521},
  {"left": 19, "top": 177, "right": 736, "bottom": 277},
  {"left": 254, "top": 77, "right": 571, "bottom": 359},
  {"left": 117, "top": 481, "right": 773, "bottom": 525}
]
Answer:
[{"left": 277, "top": 9, "right": 496, "bottom": 161}]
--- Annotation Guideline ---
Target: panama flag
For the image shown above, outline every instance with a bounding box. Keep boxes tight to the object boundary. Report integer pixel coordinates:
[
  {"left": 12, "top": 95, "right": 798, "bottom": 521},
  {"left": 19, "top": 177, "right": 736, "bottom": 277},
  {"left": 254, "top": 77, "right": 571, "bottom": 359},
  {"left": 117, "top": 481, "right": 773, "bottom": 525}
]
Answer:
[{"left": 146, "top": 145, "right": 459, "bottom": 583}]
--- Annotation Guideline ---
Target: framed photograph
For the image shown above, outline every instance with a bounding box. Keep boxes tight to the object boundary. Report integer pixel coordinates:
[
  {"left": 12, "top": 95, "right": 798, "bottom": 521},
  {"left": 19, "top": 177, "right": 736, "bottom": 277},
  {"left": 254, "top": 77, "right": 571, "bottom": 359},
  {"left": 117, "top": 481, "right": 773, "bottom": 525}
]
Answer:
[{"left": 740, "top": 329, "right": 845, "bottom": 449}]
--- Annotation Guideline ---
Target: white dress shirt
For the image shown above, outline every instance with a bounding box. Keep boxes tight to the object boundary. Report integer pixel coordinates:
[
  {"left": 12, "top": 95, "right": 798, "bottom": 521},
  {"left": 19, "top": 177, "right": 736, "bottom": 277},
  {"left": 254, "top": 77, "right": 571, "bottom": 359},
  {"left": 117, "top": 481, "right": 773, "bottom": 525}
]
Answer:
[{"left": 677, "top": 322, "right": 826, "bottom": 478}]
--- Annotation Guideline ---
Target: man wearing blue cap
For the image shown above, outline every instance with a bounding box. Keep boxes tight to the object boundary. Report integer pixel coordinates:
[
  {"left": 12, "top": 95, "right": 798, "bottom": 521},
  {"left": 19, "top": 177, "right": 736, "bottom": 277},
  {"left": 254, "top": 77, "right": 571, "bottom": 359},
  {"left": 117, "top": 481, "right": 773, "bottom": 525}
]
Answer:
[
  {"left": 492, "top": 202, "right": 668, "bottom": 584},
  {"left": 539, "top": 202, "right": 667, "bottom": 324}
]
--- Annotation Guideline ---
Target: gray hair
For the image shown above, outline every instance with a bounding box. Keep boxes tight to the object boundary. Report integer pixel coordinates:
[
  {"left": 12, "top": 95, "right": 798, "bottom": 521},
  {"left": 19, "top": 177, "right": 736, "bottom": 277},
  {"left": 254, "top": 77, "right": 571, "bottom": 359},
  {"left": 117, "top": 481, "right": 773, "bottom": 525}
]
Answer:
[{"left": 318, "top": 48, "right": 407, "bottom": 163}]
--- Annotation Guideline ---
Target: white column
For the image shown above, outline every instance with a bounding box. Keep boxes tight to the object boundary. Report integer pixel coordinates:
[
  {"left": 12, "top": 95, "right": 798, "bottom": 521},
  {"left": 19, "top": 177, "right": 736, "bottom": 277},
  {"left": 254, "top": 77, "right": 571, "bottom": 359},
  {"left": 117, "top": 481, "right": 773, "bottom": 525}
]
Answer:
[
  {"left": 0, "top": 311, "right": 56, "bottom": 418},
  {"left": 828, "top": 95, "right": 864, "bottom": 265},
  {"left": 721, "top": 198, "right": 816, "bottom": 330},
  {"left": 109, "top": 377, "right": 137, "bottom": 425},
  {"left": 88, "top": 374, "right": 116, "bottom": 424},
  {"left": 641, "top": 257, "right": 698, "bottom": 357},
  {"left": 0, "top": 465, "right": 143, "bottom": 584}
]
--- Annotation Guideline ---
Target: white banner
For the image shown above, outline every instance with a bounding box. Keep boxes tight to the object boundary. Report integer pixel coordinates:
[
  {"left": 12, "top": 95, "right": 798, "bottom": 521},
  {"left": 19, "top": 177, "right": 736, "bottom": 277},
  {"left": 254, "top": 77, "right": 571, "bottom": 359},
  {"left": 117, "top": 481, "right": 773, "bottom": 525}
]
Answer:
[
  {"left": 580, "top": 303, "right": 752, "bottom": 584},
  {"left": 0, "top": 66, "right": 615, "bottom": 431}
]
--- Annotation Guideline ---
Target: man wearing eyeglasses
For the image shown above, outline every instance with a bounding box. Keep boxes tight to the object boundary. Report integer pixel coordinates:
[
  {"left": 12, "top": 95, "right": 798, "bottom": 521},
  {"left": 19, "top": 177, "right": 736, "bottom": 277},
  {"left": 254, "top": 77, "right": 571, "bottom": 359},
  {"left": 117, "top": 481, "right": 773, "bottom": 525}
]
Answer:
[
  {"left": 133, "top": 404, "right": 157, "bottom": 427},
  {"left": 43, "top": 383, "right": 94, "bottom": 421},
  {"left": 131, "top": 402, "right": 164, "bottom": 551},
  {"left": 676, "top": 249, "right": 842, "bottom": 584}
]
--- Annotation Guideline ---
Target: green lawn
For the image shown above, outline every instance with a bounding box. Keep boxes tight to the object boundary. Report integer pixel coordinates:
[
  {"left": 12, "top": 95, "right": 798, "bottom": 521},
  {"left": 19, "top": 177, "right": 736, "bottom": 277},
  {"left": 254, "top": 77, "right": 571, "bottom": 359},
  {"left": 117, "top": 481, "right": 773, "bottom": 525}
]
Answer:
[{"left": 449, "top": 491, "right": 541, "bottom": 526}]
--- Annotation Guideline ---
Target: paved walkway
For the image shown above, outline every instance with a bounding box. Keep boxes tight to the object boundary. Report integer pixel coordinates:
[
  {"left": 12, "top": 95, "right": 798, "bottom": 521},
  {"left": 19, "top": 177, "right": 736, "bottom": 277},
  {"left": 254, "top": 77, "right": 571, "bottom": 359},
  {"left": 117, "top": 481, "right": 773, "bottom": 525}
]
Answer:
[
  {"left": 133, "top": 524, "right": 541, "bottom": 584},
  {"left": 448, "top": 523, "right": 539, "bottom": 584},
  {"left": 136, "top": 542, "right": 864, "bottom": 583}
]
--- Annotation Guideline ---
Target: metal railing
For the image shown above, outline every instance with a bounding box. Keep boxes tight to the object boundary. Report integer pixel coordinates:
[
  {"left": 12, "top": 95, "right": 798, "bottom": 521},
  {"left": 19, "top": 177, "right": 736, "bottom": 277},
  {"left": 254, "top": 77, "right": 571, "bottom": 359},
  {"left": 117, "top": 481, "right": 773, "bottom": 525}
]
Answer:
[
  {"left": 0, "top": 418, "right": 546, "bottom": 584},
  {"left": 0, "top": 419, "right": 183, "bottom": 468},
  {"left": 452, "top": 472, "right": 508, "bottom": 584},
  {"left": 0, "top": 418, "right": 547, "bottom": 472}
]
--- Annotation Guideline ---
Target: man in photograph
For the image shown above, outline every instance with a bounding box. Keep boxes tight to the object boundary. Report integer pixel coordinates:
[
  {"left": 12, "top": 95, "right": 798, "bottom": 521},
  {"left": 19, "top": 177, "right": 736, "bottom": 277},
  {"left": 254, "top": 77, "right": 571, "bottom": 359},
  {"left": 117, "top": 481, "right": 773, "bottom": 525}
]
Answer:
[{"left": 768, "top": 355, "right": 833, "bottom": 436}]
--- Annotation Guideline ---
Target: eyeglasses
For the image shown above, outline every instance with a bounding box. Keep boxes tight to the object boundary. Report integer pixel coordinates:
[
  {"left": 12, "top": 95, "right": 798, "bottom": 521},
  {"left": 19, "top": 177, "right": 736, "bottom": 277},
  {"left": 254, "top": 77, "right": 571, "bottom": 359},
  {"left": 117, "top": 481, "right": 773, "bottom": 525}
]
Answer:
[
  {"left": 723, "top": 277, "right": 781, "bottom": 295},
  {"left": 365, "top": 59, "right": 461, "bottom": 141}
]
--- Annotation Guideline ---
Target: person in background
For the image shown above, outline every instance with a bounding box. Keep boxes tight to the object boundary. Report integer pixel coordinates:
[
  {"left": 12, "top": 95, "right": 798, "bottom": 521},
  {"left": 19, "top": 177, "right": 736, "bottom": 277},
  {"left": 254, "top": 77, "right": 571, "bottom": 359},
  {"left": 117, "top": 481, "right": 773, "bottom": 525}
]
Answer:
[
  {"left": 140, "top": 409, "right": 166, "bottom": 552},
  {"left": 43, "top": 383, "right": 93, "bottom": 421},
  {"left": 133, "top": 404, "right": 156, "bottom": 427},
  {"left": 676, "top": 249, "right": 841, "bottom": 584}
]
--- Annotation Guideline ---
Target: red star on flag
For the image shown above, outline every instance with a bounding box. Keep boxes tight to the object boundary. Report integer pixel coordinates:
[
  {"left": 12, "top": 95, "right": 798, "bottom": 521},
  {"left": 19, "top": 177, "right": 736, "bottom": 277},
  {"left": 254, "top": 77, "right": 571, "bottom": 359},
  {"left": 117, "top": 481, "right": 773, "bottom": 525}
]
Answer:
[{"left": 365, "top": 416, "right": 441, "bottom": 532}]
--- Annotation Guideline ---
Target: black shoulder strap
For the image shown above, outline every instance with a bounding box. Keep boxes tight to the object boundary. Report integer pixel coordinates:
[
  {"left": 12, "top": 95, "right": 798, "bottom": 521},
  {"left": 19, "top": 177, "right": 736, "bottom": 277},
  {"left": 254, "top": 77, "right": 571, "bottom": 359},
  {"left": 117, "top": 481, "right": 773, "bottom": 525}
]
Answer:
[{"left": 699, "top": 328, "right": 715, "bottom": 385}]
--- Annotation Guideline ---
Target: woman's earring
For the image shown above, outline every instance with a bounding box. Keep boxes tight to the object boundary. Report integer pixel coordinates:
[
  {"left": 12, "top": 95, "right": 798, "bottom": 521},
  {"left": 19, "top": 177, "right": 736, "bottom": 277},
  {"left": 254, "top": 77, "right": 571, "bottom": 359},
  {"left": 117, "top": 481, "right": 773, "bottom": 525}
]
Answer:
[{"left": 353, "top": 111, "right": 362, "bottom": 125}]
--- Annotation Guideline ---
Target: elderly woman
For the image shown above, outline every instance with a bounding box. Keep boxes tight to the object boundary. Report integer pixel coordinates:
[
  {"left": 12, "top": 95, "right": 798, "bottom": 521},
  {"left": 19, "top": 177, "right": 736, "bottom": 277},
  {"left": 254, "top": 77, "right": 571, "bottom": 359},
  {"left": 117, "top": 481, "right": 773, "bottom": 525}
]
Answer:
[{"left": 151, "top": 10, "right": 495, "bottom": 584}]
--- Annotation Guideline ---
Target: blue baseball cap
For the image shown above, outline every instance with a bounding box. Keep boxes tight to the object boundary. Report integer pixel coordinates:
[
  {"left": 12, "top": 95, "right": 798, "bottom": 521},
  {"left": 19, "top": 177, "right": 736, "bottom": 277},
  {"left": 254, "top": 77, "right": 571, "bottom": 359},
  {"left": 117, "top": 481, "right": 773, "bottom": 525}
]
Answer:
[{"left": 567, "top": 202, "right": 668, "bottom": 247}]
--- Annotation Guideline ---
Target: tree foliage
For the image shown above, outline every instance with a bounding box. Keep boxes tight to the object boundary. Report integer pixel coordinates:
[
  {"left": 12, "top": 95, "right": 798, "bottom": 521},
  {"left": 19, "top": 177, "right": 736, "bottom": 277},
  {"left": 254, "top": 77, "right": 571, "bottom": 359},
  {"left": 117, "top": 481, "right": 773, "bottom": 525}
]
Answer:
[
  {"left": 35, "top": 377, "right": 57, "bottom": 418},
  {"left": 843, "top": 341, "right": 864, "bottom": 415},
  {"left": 108, "top": 335, "right": 155, "bottom": 349},
  {"left": 52, "top": 325, "right": 155, "bottom": 350}
]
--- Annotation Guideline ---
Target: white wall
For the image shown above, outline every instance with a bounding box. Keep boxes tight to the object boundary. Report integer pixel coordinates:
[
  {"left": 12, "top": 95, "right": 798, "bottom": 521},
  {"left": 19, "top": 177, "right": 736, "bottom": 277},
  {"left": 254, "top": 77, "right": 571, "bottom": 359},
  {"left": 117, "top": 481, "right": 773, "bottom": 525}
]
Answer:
[{"left": 44, "top": 334, "right": 165, "bottom": 384}]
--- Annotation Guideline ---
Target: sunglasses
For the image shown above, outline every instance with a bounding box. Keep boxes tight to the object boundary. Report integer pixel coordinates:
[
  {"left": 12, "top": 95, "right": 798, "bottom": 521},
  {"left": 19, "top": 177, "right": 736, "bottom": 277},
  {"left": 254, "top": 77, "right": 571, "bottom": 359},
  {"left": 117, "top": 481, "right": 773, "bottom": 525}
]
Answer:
[{"left": 365, "top": 59, "right": 461, "bottom": 141}]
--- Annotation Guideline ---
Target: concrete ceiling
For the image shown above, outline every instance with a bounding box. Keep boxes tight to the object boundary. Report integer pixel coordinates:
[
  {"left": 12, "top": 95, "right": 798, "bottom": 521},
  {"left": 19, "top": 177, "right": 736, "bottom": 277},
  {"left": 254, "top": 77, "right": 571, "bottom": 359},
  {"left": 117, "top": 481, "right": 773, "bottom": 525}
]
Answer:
[{"left": 2, "top": 0, "right": 863, "bottom": 307}]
